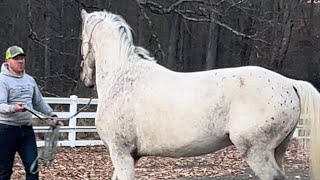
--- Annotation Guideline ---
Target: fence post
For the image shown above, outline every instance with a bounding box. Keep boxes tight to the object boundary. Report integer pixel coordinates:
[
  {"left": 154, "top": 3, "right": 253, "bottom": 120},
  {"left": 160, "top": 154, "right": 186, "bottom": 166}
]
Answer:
[{"left": 68, "top": 95, "right": 78, "bottom": 147}]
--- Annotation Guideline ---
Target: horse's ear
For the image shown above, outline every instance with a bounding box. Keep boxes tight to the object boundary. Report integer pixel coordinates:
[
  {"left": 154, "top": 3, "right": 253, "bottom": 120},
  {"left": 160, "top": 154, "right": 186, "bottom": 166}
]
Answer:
[{"left": 81, "top": 9, "right": 88, "bottom": 20}]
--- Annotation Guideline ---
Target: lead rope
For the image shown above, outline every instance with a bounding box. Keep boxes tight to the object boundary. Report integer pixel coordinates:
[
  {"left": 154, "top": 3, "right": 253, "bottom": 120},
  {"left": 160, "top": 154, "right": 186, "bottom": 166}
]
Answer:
[
  {"left": 30, "top": 125, "right": 60, "bottom": 174},
  {"left": 25, "top": 98, "right": 93, "bottom": 174}
]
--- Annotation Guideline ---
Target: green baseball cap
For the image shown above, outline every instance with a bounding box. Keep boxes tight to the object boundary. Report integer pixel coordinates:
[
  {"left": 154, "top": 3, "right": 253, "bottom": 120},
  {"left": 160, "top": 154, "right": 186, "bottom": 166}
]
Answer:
[{"left": 5, "top": 45, "right": 26, "bottom": 60}]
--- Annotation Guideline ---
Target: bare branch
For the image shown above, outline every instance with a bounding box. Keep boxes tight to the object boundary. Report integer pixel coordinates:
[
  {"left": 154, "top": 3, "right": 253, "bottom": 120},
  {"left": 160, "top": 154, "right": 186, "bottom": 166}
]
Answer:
[
  {"left": 136, "top": 0, "right": 272, "bottom": 45},
  {"left": 136, "top": 0, "right": 166, "bottom": 58},
  {"left": 28, "top": 30, "right": 78, "bottom": 57},
  {"left": 175, "top": 10, "right": 271, "bottom": 44},
  {"left": 225, "top": 0, "right": 248, "bottom": 12},
  {"left": 38, "top": 73, "right": 79, "bottom": 85}
]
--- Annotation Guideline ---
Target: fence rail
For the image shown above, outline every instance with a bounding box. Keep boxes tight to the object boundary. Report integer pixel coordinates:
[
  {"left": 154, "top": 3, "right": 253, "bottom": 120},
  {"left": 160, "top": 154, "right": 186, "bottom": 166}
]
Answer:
[
  {"left": 34, "top": 95, "right": 102, "bottom": 147},
  {"left": 35, "top": 95, "right": 307, "bottom": 147}
]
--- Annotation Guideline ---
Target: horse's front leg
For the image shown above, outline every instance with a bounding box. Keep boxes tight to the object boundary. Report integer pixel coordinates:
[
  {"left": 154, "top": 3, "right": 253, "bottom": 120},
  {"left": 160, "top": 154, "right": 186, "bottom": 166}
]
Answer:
[{"left": 109, "top": 145, "right": 136, "bottom": 180}]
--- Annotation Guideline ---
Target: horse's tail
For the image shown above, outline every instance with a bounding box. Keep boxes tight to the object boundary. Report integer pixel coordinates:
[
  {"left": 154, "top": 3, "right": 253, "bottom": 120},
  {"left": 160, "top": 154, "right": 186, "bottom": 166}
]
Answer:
[{"left": 291, "top": 80, "right": 320, "bottom": 178}]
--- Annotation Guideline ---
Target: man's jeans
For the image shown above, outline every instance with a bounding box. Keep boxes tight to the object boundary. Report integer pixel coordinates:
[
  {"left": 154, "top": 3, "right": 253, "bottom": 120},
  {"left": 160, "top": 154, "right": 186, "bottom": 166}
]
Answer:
[{"left": 0, "top": 123, "right": 39, "bottom": 180}]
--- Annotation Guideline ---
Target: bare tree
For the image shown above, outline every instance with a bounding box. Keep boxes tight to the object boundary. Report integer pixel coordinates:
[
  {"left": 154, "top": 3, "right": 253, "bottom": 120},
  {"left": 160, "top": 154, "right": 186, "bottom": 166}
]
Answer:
[
  {"left": 167, "top": 14, "right": 180, "bottom": 70},
  {"left": 205, "top": 12, "right": 220, "bottom": 70},
  {"left": 270, "top": 0, "right": 299, "bottom": 70}
]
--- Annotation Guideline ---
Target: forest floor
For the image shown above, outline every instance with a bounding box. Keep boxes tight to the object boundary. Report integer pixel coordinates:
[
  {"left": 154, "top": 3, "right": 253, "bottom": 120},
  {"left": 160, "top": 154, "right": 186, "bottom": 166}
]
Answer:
[{"left": 11, "top": 139, "right": 313, "bottom": 180}]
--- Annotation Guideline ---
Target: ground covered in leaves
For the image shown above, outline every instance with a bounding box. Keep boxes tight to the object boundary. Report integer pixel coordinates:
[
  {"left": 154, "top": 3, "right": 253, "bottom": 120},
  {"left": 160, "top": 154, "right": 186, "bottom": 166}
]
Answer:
[{"left": 11, "top": 139, "right": 312, "bottom": 180}]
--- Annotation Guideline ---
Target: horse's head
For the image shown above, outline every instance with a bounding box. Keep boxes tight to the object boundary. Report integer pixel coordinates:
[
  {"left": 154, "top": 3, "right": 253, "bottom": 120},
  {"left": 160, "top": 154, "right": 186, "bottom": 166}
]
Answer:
[
  {"left": 79, "top": 9, "right": 156, "bottom": 88},
  {"left": 80, "top": 9, "right": 96, "bottom": 88}
]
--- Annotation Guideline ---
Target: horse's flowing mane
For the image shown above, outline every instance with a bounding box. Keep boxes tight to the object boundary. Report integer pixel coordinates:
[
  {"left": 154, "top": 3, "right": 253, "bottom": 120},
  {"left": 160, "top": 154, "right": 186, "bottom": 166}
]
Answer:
[{"left": 85, "top": 11, "right": 155, "bottom": 62}]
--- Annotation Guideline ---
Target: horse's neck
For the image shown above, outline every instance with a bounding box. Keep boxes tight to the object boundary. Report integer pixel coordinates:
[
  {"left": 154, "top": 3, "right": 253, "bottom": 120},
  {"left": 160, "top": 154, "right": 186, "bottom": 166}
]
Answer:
[
  {"left": 92, "top": 37, "right": 132, "bottom": 89},
  {"left": 94, "top": 43, "right": 125, "bottom": 72},
  {"left": 92, "top": 29, "right": 133, "bottom": 72}
]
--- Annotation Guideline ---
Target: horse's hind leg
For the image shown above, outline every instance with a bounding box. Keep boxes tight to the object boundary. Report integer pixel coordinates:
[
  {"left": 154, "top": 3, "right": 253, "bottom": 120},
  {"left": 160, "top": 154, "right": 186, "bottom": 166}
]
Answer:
[
  {"left": 230, "top": 134, "right": 286, "bottom": 180},
  {"left": 275, "top": 125, "right": 296, "bottom": 170}
]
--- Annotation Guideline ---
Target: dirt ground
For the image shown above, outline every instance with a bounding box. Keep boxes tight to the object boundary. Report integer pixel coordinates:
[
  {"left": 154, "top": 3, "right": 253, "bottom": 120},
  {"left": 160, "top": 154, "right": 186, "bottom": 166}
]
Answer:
[
  {"left": 11, "top": 139, "right": 312, "bottom": 180},
  {"left": 181, "top": 163, "right": 312, "bottom": 180}
]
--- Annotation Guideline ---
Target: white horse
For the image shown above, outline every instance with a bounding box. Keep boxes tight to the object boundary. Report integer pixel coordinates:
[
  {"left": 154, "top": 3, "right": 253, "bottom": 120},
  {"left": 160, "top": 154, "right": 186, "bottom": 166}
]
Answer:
[{"left": 79, "top": 9, "right": 320, "bottom": 180}]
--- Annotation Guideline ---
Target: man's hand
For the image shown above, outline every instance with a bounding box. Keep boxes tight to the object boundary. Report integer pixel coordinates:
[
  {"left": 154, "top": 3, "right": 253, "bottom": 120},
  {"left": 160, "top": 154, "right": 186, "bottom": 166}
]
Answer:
[
  {"left": 13, "top": 103, "right": 26, "bottom": 112},
  {"left": 50, "top": 116, "right": 64, "bottom": 126}
]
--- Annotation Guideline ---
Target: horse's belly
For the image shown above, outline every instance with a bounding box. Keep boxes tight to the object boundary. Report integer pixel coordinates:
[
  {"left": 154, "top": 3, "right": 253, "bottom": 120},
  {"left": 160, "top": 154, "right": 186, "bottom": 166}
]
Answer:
[{"left": 137, "top": 128, "right": 232, "bottom": 157}]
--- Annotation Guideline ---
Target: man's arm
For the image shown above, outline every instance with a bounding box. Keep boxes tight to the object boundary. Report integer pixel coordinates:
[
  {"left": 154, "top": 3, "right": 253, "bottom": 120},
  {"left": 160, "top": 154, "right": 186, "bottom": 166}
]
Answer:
[{"left": 0, "top": 81, "right": 15, "bottom": 114}]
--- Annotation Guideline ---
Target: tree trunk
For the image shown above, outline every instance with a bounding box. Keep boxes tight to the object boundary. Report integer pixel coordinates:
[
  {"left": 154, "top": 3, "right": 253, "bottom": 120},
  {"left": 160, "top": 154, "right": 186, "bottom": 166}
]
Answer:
[
  {"left": 177, "top": 18, "right": 185, "bottom": 71},
  {"left": 271, "top": 0, "right": 298, "bottom": 70},
  {"left": 44, "top": 14, "right": 50, "bottom": 78},
  {"left": 167, "top": 13, "right": 180, "bottom": 70},
  {"left": 183, "top": 23, "right": 192, "bottom": 72},
  {"left": 238, "top": 16, "right": 253, "bottom": 66},
  {"left": 137, "top": 11, "right": 145, "bottom": 46},
  {"left": 205, "top": 15, "right": 220, "bottom": 70}
]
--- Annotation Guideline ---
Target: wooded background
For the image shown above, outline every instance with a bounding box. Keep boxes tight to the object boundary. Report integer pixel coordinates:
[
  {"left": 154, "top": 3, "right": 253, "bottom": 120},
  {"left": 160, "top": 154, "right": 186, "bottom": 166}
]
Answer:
[{"left": 0, "top": 0, "right": 319, "bottom": 98}]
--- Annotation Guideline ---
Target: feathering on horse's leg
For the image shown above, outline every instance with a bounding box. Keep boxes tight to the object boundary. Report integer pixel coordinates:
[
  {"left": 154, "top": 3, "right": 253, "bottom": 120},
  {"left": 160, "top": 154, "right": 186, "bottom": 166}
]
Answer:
[{"left": 229, "top": 134, "right": 286, "bottom": 180}]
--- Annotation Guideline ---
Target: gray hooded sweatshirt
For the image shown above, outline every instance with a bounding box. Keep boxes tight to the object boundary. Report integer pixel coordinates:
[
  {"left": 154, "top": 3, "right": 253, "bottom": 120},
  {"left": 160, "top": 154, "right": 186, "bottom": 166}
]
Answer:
[{"left": 0, "top": 63, "right": 55, "bottom": 126}]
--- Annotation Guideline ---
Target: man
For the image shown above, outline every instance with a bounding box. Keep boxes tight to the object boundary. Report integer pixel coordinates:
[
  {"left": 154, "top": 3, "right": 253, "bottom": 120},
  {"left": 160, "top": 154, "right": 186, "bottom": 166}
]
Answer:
[{"left": 0, "top": 45, "right": 61, "bottom": 180}]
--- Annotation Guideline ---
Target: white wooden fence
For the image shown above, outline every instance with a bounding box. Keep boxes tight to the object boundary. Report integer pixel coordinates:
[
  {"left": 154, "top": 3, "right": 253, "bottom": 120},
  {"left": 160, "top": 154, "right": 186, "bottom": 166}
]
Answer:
[
  {"left": 35, "top": 95, "right": 307, "bottom": 147},
  {"left": 34, "top": 95, "right": 102, "bottom": 147}
]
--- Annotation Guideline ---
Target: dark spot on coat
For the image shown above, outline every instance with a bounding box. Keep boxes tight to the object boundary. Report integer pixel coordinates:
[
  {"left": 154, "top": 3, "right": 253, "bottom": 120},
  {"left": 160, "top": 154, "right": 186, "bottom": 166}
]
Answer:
[
  {"left": 239, "top": 77, "right": 245, "bottom": 87},
  {"left": 271, "top": 117, "right": 275, "bottom": 120}
]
